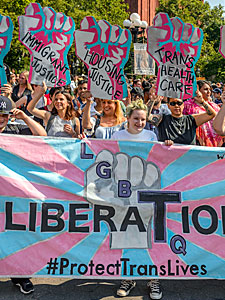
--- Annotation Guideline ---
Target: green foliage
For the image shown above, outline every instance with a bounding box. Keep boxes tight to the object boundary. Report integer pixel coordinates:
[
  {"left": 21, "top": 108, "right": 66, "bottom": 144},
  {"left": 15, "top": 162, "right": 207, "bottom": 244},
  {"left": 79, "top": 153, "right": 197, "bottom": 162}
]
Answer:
[
  {"left": 1, "top": 0, "right": 129, "bottom": 73},
  {"left": 157, "top": 0, "right": 225, "bottom": 81}
]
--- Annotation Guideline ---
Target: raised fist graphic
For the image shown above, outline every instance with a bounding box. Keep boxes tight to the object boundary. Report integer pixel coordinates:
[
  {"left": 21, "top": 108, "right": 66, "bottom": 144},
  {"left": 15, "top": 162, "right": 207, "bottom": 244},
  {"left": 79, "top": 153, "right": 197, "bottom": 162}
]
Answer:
[
  {"left": 219, "top": 25, "right": 225, "bottom": 59},
  {"left": 74, "top": 17, "right": 131, "bottom": 100},
  {"left": 0, "top": 14, "right": 13, "bottom": 86},
  {"left": 18, "top": 3, "right": 75, "bottom": 87},
  {"left": 84, "top": 150, "right": 161, "bottom": 249},
  {"left": 147, "top": 13, "right": 203, "bottom": 100}
]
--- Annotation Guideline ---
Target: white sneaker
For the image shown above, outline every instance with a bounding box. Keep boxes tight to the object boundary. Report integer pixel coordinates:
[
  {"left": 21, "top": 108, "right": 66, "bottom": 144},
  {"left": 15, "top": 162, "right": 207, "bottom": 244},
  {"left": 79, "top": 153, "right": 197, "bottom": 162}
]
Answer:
[
  {"left": 117, "top": 280, "right": 136, "bottom": 297},
  {"left": 147, "top": 279, "right": 162, "bottom": 299}
]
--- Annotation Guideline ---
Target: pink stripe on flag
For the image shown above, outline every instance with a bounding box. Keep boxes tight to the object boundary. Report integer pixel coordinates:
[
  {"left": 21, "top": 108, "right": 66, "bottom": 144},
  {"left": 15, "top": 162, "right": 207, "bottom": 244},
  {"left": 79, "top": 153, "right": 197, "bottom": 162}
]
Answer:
[
  {"left": 0, "top": 222, "right": 92, "bottom": 275},
  {"left": 0, "top": 135, "right": 84, "bottom": 186},
  {"left": 147, "top": 144, "right": 191, "bottom": 172},
  {"left": 85, "top": 139, "right": 120, "bottom": 155},
  {"left": 0, "top": 176, "right": 84, "bottom": 201},
  {"left": 167, "top": 219, "right": 225, "bottom": 259},
  {"left": 88, "top": 235, "right": 122, "bottom": 277},
  {"left": 166, "top": 196, "right": 223, "bottom": 219},
  {"left": 149, "top": 232, "right": 195, "bottom": 278},
  {"left": 164, "top": 159, "right": 225, "bottom": 192}
]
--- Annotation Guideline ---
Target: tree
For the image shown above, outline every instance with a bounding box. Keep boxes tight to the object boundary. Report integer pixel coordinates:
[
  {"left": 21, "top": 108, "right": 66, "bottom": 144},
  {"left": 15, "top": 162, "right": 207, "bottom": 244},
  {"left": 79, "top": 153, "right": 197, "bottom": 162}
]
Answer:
[
  {"left": 156, "top": 0, "right": 225, "bottom": 81},
  {"left": 1, "top": 0, "right": 129, "bottom": 72}
]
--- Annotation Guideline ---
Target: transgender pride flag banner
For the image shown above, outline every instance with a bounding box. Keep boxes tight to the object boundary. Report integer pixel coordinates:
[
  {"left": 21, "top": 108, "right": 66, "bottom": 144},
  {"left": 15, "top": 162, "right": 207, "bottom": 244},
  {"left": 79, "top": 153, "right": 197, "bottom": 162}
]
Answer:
[{"left": 0, "top": 134, "right": 225, "bottom": 279}]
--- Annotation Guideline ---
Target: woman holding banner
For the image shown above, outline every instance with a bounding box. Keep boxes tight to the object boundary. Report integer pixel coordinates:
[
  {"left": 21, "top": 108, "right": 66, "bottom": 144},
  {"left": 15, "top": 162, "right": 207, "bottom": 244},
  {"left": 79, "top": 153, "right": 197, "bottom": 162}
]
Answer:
[
  {"left": 27, "top": 83, "right": 80, "bottom": 138},
  {"left": 111, "top": 100, "right": 161, "bottom": 300},
  {"left": 183, "top": 80, "right": 223, "bottom": 147},
  {"left": 147, "top": 86, "right": 217, "bottom": 146}
]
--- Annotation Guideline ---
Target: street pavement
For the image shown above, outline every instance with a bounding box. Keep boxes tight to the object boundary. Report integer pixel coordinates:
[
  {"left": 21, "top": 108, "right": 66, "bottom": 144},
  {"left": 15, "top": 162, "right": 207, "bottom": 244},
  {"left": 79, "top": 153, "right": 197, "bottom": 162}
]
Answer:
[{"left": 0, "top": 278, "right": 224, "bottom": 299}]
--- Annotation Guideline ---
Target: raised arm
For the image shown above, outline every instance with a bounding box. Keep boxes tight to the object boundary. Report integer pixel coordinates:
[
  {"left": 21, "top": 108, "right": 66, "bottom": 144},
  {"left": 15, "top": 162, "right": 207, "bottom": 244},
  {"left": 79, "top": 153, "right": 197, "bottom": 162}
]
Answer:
[
  {"left": 192, "top": 90, "right": 217, "bottom": 127},
  {"left": 82, "top": 91, "right": 93, "bottom": 130},
  {"left": 15, "top": 95, "right": 27, "bottom": 108},
  {"left": 11, "top": 108, "right": 47, "bottom": 136},
  {"left": 146, "top": 85, "right": 162, "bottom": 126},
  {"left": 27, "top": 82, "right": 51, "bottom": 125},
  {"left": 213, "top": 92, "right": 225, "bottom": 136}
]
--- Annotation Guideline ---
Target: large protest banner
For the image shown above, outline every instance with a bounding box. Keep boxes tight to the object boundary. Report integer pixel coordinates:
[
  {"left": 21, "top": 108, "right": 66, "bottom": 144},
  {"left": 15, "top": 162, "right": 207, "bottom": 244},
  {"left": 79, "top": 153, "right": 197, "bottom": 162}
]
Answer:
[
  {"left": 0, "top": 135, "right": 224, "bottom": 279},
  {"left": 147, "top": 13, "right": 203, "bottom": 100},
  {"left": 18, "top": 3, "right": 75, "bottom": 87}
]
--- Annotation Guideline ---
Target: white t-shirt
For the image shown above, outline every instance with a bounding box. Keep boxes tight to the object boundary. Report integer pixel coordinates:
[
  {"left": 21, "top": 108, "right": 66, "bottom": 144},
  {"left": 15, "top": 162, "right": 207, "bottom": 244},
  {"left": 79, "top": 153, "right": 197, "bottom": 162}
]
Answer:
[{"left": 111, "top": 128, "right": 157, "bottom": 141}]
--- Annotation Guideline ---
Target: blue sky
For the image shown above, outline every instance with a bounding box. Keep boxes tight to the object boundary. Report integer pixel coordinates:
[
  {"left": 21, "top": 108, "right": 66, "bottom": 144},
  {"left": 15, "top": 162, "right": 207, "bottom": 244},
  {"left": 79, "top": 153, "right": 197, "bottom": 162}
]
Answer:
[{"left": 206, "top": 0, "right": 225, "bottom": 8}]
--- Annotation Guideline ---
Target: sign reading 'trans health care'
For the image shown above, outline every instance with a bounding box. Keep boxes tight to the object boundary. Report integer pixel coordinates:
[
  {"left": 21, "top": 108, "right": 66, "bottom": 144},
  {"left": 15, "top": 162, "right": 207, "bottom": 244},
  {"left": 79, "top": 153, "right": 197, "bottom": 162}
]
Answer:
[{"left": 147, "top": 13, "right": 203, "bottom": 100}]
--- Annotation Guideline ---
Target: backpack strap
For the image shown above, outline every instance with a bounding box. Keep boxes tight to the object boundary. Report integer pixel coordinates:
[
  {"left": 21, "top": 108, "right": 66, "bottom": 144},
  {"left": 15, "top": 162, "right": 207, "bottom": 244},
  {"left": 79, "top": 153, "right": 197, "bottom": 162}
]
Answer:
[
  {"left": 45, "top": 114, "right": 56, "bottom": 133},
  {"left": 91, "top": 115, "right": 101, "bottom": 138}
]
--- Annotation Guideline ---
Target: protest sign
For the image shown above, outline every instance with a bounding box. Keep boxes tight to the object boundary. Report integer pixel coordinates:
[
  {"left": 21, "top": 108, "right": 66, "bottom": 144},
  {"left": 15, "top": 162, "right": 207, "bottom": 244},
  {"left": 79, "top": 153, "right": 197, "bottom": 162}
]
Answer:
[
  {"left": 0, "top": 14, "right": 13, "bottom": 86},
  {"left": 18, "top": 3, "right": 75, "bottom": 87},
  {"left": 0, "top": 135, "right": 225, "bottom": 279},
  {"left": 134, "top": 43, "right": 155, "bottom": 75},
  {"left": 219, "top": 25, "right": 225, "bottom": 59},
  {"left": 147, "top": 13, "right": 203, "bottom": 100},
  {"left": 74, "top": 17, "right": 131, "bottom": 100}
]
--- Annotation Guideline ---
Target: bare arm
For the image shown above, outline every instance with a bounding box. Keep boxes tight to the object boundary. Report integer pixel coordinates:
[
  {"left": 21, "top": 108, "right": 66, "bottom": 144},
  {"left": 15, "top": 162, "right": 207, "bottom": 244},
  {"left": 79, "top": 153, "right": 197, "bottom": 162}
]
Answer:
[
  {"left": 146, "top": 85, "right": 163, "bottom": 126},
  {"left": 15, "top": 95, "right": 27, "bottom": 108},
  {"left": 27, "top": 83, "right": 50, "bottom": 126},
  {"left": 11, "top": 108, "right": 47, "bottom": 136},
  {"left": 82, "top": 91, "right": 93, "bottom": 130},
  {"left": 213, "top": 92, "right": 225, "bottom": 136},
  {"left": 192, "top": 90, "right": 217, "bottom": 127}
]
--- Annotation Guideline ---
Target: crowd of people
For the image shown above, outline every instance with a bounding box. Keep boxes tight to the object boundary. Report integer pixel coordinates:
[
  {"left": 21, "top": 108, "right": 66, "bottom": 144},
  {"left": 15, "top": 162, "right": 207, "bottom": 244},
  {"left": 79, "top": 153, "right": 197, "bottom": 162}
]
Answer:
[{"left": 0, "top": 70, "right": 225, "bottom": 299}]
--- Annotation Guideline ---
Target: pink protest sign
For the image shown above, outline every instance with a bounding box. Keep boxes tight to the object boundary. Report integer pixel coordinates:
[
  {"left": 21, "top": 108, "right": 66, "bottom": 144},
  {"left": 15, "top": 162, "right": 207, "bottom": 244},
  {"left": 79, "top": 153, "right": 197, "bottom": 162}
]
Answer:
[
  {"left": 18, "top": 3, "right": 75, "bottom": 87},
  {"left": 74, "top": 17, "right": 132, "bottom": 100},
  {"left": 219, "top": 25, "right": 225, "bottom": 59},
  {"left": 147, "top": 13, "right": 203, "bottom": 100},
  {"left": 0, "top": 14, "right": 13, "bottom": 86}
]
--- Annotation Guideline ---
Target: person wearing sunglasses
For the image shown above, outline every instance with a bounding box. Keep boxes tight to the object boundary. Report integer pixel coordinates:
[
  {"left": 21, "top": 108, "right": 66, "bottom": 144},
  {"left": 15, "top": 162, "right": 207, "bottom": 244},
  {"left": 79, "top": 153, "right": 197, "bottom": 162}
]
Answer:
[{"left": 148, "top": 90, "right": 216, "bottom": 146}]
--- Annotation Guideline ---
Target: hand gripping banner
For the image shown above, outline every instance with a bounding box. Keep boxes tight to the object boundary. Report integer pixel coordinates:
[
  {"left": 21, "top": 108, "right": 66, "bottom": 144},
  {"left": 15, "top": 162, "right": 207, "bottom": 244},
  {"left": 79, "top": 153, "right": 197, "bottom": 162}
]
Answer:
[
  {"left": 0, "top": 14, "right": 13, "bottom": 86},
  {"left": 147, "top": 13, "right": 203, "bottom": 100},
  {"left": 18, "top": 3, "right": 75, "bottom": 87},
  {"left": 0, "top": 135, "right": 225, "bottom": 279},
  {"left": 74, "top": 17, "right": 132, "bottom": 100}
]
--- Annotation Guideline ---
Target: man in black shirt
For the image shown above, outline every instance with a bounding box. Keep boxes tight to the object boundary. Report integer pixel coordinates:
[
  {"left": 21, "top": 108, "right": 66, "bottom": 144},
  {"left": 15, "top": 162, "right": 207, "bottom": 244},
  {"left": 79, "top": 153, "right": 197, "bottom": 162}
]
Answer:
[
  {"left": 0, "top": 95, "right": 47, "bottom": 294},
  {"left": 148, "top": 94, "right": 217, "bottom": 145}
]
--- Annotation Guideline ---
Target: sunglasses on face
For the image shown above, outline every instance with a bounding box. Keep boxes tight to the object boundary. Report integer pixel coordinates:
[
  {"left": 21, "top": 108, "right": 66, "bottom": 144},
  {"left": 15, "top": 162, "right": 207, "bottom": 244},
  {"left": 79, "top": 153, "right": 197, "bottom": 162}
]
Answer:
[{"left": 169, "top": 101, "right": 183, "bottom": 106}]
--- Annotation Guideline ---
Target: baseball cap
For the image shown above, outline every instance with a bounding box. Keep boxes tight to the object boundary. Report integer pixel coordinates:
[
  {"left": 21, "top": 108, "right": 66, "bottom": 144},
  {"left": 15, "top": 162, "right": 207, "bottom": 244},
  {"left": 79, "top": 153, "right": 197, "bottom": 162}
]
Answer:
[
  {"left": 0, "top": 95, "right": 15, "bottom": 114},
  {"left": 213, "top": 88, "right": 222, "bottom": 95}
]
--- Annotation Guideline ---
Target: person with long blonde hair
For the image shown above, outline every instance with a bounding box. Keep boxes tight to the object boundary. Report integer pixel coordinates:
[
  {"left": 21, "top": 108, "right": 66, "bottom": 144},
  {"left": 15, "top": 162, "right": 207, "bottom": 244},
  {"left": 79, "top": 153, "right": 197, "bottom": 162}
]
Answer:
[
  {"left": 82, "top": 91, "right": 126, "bottom": 139},
  {"left": 11, "top": 71, "right": 32, "bottom": 105}
]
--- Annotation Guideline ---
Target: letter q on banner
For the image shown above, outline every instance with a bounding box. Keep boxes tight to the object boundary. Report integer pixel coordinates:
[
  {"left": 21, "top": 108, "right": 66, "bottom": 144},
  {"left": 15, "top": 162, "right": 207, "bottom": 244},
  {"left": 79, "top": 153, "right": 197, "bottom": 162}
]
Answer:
[
  {"left": 74, "top": 17, "right": 132, "bottom": 100},
  {"left": 18, "top": 3, "right": 75, "bottom": 87},
  {"left": 0, "top": 14, "right": 13, "bottom": 87},
  {"left": 147, "top": 13, "right": 203, "bottom": 100}
]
